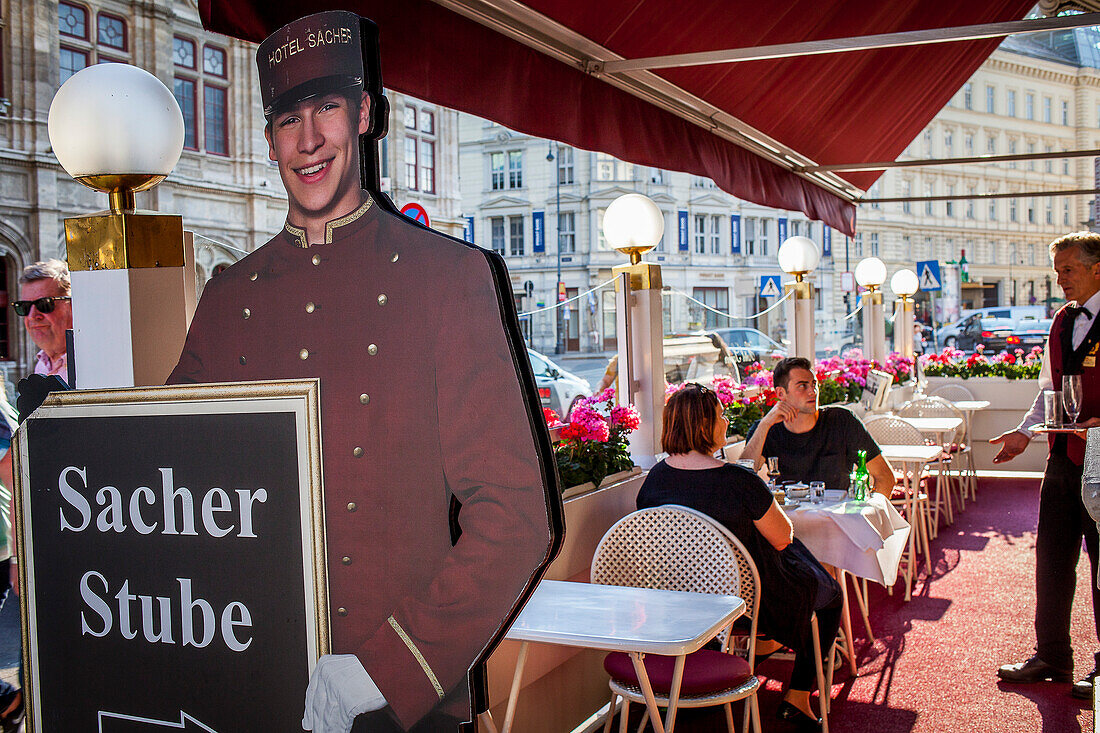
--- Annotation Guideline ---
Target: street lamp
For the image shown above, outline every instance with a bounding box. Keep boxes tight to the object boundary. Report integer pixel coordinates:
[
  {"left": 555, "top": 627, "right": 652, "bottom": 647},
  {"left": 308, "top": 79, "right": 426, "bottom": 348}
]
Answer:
[
  {"left": 777, "top": 235, "right": 820, "bottom": 360},
  {"left": 546, "top": 142, "right": 564, "bottom": 354},
  {"left": 48, "top": 63, "right": 195, "bottom": 388},
  {"left": 603, "top": 193, "right": 665, "bottom": 467},
  {"left": 890, "top": 268, "right": 919, "bottom": 358},
  {"left": 855, "top": 257, "right": 888, "bottom": 363}
]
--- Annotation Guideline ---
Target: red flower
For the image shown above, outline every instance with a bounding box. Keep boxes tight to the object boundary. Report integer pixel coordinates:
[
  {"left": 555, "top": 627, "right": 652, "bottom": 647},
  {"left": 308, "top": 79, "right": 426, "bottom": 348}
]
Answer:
[{"left": 544, "top": 408, "right": 562, "bottom": 427}]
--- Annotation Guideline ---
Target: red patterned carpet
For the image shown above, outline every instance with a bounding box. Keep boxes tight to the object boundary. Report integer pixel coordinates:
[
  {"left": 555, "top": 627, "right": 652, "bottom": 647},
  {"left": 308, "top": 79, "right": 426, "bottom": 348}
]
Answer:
[{"left": 608, "top": 476, "right": 1096, "bottom": 732}]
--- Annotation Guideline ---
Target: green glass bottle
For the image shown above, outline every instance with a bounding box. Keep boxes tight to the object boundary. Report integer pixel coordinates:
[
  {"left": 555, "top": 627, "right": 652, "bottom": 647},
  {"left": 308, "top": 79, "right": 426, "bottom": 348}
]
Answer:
[{"left": 854, "top": 449, "right": 869, "bottom": 500}]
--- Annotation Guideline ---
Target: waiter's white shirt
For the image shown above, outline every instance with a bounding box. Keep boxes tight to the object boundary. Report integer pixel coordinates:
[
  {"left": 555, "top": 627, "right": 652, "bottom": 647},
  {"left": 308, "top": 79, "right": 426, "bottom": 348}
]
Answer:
[{"left": 1018, "top": 289, "right": 1100, "bottom": 435}]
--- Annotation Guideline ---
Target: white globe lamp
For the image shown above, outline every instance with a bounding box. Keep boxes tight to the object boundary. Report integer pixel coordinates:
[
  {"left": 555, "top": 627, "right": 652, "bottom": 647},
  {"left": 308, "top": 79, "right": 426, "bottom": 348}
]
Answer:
[
  {"left": 48, "top": 63, "right": 184, "bottom": 212},
  {"left": 603, "top": 194, "right": 665, "bottom": 264},
  {"left": 855, "top": 257, "right": 888, "bottom": 291},
  {"left": 890, "top": 269, "right": 919, "bottom": 299},
  {"left": 777, "top": 236, "right": 820, "bottom": 282}
]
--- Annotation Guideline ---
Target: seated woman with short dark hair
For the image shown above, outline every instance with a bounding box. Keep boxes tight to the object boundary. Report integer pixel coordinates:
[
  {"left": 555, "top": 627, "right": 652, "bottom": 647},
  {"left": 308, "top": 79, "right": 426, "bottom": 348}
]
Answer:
[{"left": 636, "top": 383, "right": 841, "bottom": 730}]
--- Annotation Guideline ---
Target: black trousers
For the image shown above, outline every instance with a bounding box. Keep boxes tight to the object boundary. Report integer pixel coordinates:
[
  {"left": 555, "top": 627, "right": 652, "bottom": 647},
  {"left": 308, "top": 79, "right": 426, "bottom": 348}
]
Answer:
[{"left": 1035, "top": 451, "right": 1100, "bottom": 671}]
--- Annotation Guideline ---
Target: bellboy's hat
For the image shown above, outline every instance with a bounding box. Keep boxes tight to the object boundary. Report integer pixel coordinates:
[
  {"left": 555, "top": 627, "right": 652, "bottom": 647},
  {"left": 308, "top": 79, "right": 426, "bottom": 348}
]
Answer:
[{"left": 257, "top": 10, "right": 364, "bottom": 119}]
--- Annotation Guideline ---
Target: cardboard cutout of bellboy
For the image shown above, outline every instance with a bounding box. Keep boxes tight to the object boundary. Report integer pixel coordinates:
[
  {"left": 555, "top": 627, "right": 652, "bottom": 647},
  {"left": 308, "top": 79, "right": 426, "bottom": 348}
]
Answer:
[{"left": 168, "top": 11, "right": 563, "bottom": 732}]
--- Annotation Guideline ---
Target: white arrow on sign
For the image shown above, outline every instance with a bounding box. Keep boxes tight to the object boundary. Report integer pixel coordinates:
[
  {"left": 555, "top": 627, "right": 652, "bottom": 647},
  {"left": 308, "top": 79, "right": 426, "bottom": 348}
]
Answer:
[
  {"left": 919, "top": 264, "right": 941, "bottom": 291},
  {"left": 760, "top": 277, "right": 782, "bottom": 298},
  {"left": 99, "top": 710, "right": 219, "bottom": 732}
]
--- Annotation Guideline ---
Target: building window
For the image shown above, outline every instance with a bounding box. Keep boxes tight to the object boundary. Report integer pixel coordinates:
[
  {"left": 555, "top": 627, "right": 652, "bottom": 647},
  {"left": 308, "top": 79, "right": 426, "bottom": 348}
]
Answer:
[
  {"left": 709, "top": 214, "right": 721, "bottom": 254},
  {"left": 966, "top": 187, "right": 975, "bottom": 219},
  {"left": 1008, "top": 90, "right": 1017, "bottom": 117},
  {"left": 965, "top": 133, "right": 974, "bottom": 156},
  {"left": 508, "top": 215, "right": 524, "bottom": 256},
  {"left": 558, "top": 212, "right": 575, "bottom": 253},
  {"left": 870, "top": 232, "right": 879, "bottom": 257},
  {"left": 489, "top": 217, "right": 505, "bottom": 255},
  {"left": 853, "top": 233, "right": 863, "bottom": 257},
  {"left": 1065, "top": 198, "right": 1071, "bottom": 225},
  {"left": 1027, "top": 142, "right": 1035, "bottom": 171},
  {"left": 925, "top": 182, "right": 934, "bottom": 216},
  {"left": 1008, "top": 138, "right": 1017, "bottom": 169},
  {"left": 1025, "top": 92, "right": 1034, "bottom": 120},
  {"left": 944, "top": 130, "right": 953, "bottom": 155},
  {"left": 744, "top": 217, "right": 756, "bottom": 255},
  {"left": 595, "top": 153, "right": 634, "bottom": 181},
  {"left": 1046, "top": 197, "right": 1053, "bottom": 225},
  {"left": 692, "top": 287, "right": 728, "bottom": 330},
  {"left": 989, "top": 197, "right": 997, "bottom": 221},
  {"left": 1062, "top": 100, "right": 1069, "bottom": 125},
  {"left": 963, "top": 83, "right": 972, "bottom": 110},
  {"left": 401, "top": 104, "right": 436, "bottom": 194},
  {"left": 172, "top": 37, "right": 229, "bottom": 156},
  {"left": 987, "top": 135, "right": 996, "bottom": 155},
  {"left": 508, "top": 150, "right": 523, "bottom": 188},
  {"left": 922, "top": 129, "right": 933, "bottom": 155},
  {"left": 1045, "top": 145, "right": 1053, "bottom": 174},
  {"left": 97, "top": 12, "right": 126, "bottom": 52},
  {"left": 901, "top": 179, "right": 911, "bottom": 214},
  {"left": 1064, "top": 152, "right": 1070, "bottom": 176},
  {"left": 1028, "top": 198, "right": 1036, "bottom": 224},
  {"left": 557, "top": 146, "right": 574, "bottom": 185},
  {"left": 59, "top": 2, "right": 131, "bottom": 84},
  {"left": 986, "top": 85, "right": 995, "bottom": 114},
  {"left": 490, "top": 153, "right": 505, "bottom": 190},
  {"left": 1043, "top": 96, "right": 1052, "bottom": 123},
  {"left": 693, "top": 215, "right": 706, "bottom": 253},
  {"left": 946, "top": 185, "right": 954, "bottom": 217},
  {"left": 1010, "top": 198, "right": 1018, "bottom": 222},
  {"left": 404, "top": 138, "right": 418, "bottom": 189},
  {"left": 759, "top": 219, "right": 770, "bottom": 256}
]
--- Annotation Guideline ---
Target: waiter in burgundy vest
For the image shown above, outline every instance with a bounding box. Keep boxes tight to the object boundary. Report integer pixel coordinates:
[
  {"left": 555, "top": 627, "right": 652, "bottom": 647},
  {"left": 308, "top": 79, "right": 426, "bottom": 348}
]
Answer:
[{"left": 993, "top": 231, "right": 1100, "bottom": 699}]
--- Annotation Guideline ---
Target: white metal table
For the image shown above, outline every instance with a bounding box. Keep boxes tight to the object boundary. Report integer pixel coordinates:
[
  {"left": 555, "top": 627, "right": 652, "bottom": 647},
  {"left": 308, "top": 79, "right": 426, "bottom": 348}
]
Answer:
[
  {"left": 492, "top": 579, "right": 746, "bottom": 733},
  {"left": 878, "top": 444, "right": 942, "bottom": 600}
]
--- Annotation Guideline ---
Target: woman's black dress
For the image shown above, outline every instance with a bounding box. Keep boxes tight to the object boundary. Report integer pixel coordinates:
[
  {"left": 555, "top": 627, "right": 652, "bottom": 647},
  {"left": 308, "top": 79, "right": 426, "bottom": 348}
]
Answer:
[{"left": 636, "top": 460, "right": 838, "bottom": 651}]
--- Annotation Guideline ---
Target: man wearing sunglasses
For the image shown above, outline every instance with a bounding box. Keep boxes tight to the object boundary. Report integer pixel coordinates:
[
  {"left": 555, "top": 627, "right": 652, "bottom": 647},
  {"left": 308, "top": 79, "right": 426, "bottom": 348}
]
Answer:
[{"left": 14, "top": 260, "right": 71, "bottom": 380}]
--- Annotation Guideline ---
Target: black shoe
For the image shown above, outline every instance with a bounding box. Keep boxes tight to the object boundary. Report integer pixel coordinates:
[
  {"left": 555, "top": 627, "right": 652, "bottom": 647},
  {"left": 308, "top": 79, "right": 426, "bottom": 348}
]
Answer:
[
  {"left": 1072, "top": 669, "right": 1098, "bottom": 700},
  {"left": 776, "top": 700, "right": 822, "bottom": 732},
  {"left": 997, "top": 656, "right": 1072, "bottom": 683}
]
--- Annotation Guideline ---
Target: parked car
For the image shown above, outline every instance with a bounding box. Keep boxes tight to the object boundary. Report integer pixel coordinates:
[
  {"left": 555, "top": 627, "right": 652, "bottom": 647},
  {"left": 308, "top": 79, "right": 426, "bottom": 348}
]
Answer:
[
  {"left": 664, "top": 334, "right": 740, "bottom": 385},
  {"left": 938, "top": 306, "right": 1047, "bottom": 348},
  {"left": 527, "top": 349, "right": 591, "bottom": 419},
  {"left": 706, "top": 327, "right": 787, "bottom": 372},
  {"left": 1004, "top": 318, "right": 1052, "bottom": 351},
  {"left": 953, "top": 313, "right": 1016, "bottom": 352}
]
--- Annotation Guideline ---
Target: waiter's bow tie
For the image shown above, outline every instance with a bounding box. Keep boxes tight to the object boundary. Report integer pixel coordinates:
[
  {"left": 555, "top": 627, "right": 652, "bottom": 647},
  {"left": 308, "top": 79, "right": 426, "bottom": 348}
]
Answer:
[{"left": 1067, "top": 305, "right": 1092, "bottom": 321}]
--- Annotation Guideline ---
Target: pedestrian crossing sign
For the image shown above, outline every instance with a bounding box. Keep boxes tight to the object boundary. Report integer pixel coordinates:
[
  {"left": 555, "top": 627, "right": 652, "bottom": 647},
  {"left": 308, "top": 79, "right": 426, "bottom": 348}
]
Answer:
[
  {"left": 760, "top": 275, "right": 782, "bottom": 298},
  {"left": 917, "top": 260, "right": 942, "bottom": 292}
]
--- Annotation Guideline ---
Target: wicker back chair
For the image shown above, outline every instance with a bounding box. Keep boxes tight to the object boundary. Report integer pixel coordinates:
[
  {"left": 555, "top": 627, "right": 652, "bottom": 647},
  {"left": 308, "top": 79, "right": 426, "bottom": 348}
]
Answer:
[
  {"left": 897, "top": 396, "right": 972, "bottom": 521},
  {"left": 864, "top": 415, "right": 926, "bottom": 446},
  {"left": 930, "top": 384, "right": 976, "bottom": 402},
  {"left": 592, "top": 505, "right": 765, "bottom": 733}
]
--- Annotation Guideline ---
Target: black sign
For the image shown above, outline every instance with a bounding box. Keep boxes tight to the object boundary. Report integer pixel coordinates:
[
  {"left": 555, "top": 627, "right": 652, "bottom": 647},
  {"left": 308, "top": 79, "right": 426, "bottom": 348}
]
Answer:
[{"left": 15, "top": 381, "right": 326, "bottom": 733}]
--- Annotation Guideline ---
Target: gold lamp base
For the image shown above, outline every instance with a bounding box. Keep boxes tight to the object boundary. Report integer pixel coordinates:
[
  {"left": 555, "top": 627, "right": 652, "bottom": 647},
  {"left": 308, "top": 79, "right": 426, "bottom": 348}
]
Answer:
[{"left": 66, "top": 173, "right": 182, "bottom": 272}]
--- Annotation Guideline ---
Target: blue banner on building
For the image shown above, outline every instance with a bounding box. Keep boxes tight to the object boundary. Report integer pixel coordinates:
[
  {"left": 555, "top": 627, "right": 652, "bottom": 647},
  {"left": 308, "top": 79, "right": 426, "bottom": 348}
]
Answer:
[
  {"left": 678, "top": 210, "right": 689, "bottom": 251},
  {"left": 778, "top": 217, "right": 788, "bottom": 243},
  {"left": 463, "top": 216, "right": 474, "bottom": 244},
  {"left": 533, "top": 211, "right": 545, "bottom": 253},
  {"left": 730, "top": 214, "right": 741, "bottom": 254},
  {"left": 823, "top": 226, "right": 832, "bottom": 257}
]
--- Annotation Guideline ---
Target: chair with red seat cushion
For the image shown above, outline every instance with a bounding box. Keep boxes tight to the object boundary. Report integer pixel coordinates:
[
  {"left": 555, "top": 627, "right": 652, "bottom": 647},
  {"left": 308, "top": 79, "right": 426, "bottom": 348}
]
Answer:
[{"left": 592, "top": 505, "right": 762, "bottom": 733}]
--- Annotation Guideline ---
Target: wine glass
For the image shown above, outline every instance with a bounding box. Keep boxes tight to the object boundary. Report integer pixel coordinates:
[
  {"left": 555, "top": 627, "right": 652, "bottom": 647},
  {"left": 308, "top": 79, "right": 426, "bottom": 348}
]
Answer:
[
  {"left": 1063, "top": 374, "right": 1083, "bottom": 428},
  {"left": 766, "top": 456, "right": 780, "bottom": 491}
]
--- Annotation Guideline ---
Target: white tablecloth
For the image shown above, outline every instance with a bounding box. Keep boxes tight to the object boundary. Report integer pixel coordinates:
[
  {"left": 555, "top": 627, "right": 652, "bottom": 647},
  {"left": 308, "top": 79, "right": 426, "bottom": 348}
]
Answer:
[{"left": 787, "top": 493, "right": 910, "bottom": 586}]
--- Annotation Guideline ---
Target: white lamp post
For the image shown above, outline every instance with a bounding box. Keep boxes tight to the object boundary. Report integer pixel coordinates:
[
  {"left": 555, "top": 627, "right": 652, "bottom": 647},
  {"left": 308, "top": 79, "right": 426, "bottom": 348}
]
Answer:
[
  {"left": 890, "top": 268, "right": 919, "bottom": 359},
  {"left": 603, "top": 193, "right": 665, "bottom": 468},
  {"left": 777, "top": 235, "right": 821, "bottom": 361},
  {"left": 48, "top": 63, "right": 195, "bottom": 388},
  {"left": 855, "top": 256, "right": 888, "bottom": 363}
]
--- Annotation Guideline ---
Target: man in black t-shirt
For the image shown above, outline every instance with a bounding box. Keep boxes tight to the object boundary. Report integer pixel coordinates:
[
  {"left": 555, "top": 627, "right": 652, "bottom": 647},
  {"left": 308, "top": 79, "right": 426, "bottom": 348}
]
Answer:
[{"left": 743, "top": 357, "right": 894, "bottom": 495}]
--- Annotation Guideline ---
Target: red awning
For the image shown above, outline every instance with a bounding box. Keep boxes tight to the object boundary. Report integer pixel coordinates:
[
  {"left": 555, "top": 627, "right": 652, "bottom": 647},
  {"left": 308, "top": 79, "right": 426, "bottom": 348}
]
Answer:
[{"left": 198, "top": 0, "right": 1038, "bottom": 236}]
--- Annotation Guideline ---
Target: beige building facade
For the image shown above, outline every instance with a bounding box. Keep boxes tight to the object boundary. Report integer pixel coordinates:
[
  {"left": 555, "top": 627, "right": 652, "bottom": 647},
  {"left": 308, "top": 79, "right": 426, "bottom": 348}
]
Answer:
[{"left": 459, "top": 28, "right": 1100, "bottom": 355}]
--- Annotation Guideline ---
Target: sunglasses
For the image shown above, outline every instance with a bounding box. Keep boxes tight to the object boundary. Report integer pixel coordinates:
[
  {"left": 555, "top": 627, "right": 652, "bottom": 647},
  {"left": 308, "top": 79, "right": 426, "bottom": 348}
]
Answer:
[{"left": 11, "top": 296, "right": 71, "bottom": 317}]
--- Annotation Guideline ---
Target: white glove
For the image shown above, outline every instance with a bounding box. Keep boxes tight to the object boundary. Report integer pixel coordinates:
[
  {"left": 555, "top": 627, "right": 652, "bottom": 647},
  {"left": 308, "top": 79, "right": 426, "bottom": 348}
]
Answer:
[{"left": 302, "top": 654, "right": 387, "bottom": 732}]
